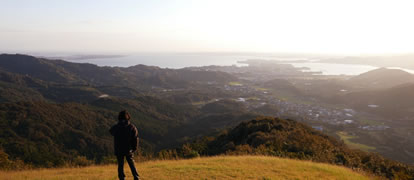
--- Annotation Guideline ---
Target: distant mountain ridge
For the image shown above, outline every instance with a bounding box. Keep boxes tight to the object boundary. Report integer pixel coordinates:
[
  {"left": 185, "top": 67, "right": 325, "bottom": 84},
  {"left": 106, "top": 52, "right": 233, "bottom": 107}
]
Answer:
[
  {"left": 0, "top": 54, "right": 237, "bottom": 89},
  {"left": 0, "top": 54, "right": 81, "bottom": 83},
  {"left": 347, "top": 67, "right": 414, "bottom": 89},
  {"left": 321, "top": 68, "right": 414, "bottom": 118}
]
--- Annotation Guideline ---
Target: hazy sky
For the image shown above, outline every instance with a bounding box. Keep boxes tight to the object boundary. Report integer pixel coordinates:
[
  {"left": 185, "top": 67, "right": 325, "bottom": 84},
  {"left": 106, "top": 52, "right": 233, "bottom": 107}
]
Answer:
[{"left": 1, "top": 0, "right": 414, "bottom": 55}]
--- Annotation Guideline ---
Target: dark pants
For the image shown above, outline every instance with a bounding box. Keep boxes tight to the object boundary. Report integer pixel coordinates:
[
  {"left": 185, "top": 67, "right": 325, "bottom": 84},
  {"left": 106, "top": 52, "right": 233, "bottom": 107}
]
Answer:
[{"left": 117, "top": 154, "right": 140, "bottom": 180}]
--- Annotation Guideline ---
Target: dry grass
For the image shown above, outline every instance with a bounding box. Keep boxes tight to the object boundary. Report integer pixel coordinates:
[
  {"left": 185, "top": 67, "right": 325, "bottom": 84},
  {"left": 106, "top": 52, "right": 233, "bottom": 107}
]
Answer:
[{"left": 0, "top": 156, "right": 374, "bottom": 180}]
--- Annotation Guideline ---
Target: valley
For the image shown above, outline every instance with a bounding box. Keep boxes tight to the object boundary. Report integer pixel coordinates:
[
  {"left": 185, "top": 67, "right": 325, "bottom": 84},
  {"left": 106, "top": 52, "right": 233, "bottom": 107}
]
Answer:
[
  {"left": 184, "top": 60, "right": 414, "bottom": 164},
  {"left": 3, "top": 1, "right": 414, "bottom": 179},
  {"left": 0, "top": 54, "right": 413, "bottom": 179}
]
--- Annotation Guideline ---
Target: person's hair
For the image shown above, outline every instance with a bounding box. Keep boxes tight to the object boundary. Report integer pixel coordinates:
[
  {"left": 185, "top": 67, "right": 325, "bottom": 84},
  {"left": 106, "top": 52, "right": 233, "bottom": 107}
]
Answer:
[{"left": 118, "top": 110, "right": 131, "bottom": 121}]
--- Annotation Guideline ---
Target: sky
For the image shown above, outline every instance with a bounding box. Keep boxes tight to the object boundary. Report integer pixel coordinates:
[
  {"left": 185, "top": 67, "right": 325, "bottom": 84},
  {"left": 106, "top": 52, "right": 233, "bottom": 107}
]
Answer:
[{"left": 1, "top": 0, "right": 414, "bottom": 55}]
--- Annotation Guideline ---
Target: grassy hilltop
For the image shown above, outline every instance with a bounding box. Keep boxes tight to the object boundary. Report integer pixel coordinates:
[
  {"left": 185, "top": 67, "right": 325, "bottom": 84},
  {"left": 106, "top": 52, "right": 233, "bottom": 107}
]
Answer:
[{"left": 0, "top": 156, "right": 371, "bottom": 180}]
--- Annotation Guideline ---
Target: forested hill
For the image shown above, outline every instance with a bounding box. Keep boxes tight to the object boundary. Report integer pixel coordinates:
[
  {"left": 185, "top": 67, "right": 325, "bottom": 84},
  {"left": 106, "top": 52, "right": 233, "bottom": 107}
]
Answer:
[
  {"left": 0, "top": 54, "right": 253, "bottom": 168},
  {"left": 183, "top": 117, "right": 414, "bottom": 179},
  {"left": 332, "top": 82, "right": 414, "bottom": 118},
  {"left": 347, "top": 67, "right": 414, "bottom": 89},
  {"left": 0, "top": 54, "right": 237, "bottom": 88}
]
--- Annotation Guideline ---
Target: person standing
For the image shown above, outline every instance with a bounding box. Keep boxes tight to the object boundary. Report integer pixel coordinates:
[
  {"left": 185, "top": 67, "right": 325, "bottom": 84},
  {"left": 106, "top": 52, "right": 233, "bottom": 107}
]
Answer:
[{"left": 110, "top": 110, "right": 140, "bottom": 180}]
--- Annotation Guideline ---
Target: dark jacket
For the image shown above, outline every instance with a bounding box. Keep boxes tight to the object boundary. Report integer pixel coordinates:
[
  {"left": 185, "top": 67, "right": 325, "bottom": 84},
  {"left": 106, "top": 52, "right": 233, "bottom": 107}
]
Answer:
[{"left": 109, "top": 119, "right": 139, "bottom": 156}]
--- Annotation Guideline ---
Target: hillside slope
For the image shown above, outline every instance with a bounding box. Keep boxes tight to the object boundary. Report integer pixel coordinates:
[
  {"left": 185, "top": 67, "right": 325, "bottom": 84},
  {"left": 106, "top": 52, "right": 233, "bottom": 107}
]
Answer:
[
  {"left": 0, "top": 54, "right": 237, "bottom": 89},
  {"left": 184, "top": 117, "right": 413, "bottom": 178},
  {"left": 347, "top": 68, "right": 414, "bottom": 89},
  {"left": 333, "top": 83, "right": 414, "bottom": 118},
  {"left": 0, "top": 156, "right": 371, "bottom": 180}
]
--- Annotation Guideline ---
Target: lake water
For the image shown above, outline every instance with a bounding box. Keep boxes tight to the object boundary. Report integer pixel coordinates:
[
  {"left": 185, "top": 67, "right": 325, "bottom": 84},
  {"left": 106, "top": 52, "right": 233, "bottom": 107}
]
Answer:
[{"left": 62, "top": 53, "right": 411, "bottom": 76}]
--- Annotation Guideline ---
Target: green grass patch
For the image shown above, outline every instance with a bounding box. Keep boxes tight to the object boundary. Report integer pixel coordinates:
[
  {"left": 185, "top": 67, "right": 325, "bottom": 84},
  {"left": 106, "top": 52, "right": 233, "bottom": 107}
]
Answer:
[
  {"left": 337, "top": 132, "right": 376, "bottom": 151},
  {"left": 358, "top": 118, "right": 382, "bottom": 126},
  {"left": 255, "top": 87, "right": 269, "bottom": 91},
  {"left": 191, "top": 99, "right": 219, "bottom": 106},
  {"left": 228, "top": 81, "right": 243, "bottom": 86}
]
